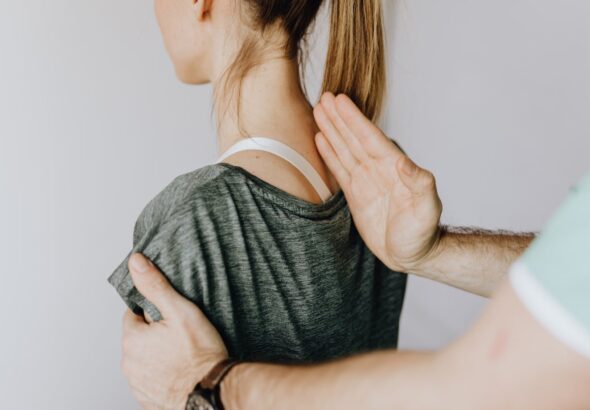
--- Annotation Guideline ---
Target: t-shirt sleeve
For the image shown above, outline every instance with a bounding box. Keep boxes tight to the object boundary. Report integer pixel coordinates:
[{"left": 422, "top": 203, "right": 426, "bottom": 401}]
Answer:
[
  {"left": 108, "top": 203, "right": 212, "bottom": 322},
  {"left": 108, "top": 224, "right": 165, "bottom": 321},
  {"left": 107, "top": 174, "right": 203, "bottom": 322},
  {"left": 509, "top": 172, "right": 590, "bottom": 359}
]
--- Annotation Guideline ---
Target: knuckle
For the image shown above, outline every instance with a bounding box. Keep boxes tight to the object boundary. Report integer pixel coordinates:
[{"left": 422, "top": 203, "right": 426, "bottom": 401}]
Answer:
[
  {"left": 423, "top": 171, "right": 436, "bottom": 187},
  {"left": 149, "top": 275, "right": 167, "bottom": 291}
]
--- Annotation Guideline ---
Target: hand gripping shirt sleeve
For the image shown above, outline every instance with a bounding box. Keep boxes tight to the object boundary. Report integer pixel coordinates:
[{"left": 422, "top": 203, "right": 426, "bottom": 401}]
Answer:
[
  {"left": 108, "top": 220, "right": 175, "bottom": 322},
  {"left": 510, "top": 172, "right": 590, "bottom": 359},
  {"left": 107, "top": 164, "right": 408, "bottom": 363},
  {"left": 108, "top": 172, "right": 204, "bottom": 322},
  {"left": 109, "top": 212, "right": 213, "bottom": 322}
]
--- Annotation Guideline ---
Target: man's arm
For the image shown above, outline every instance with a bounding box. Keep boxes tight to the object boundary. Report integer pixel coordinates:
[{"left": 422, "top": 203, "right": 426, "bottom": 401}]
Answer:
[
  {"left": 416, "top": 226, "right": 535, "bottom": 296},
  {"left": 121, "top": 255, "right": 590, "bottom": 410},
  {"left": 222, "top": 279, "right": 590, "bottom": 410},
  {"left": 313, "top": 93, "right": 534, "bottom": 296}
]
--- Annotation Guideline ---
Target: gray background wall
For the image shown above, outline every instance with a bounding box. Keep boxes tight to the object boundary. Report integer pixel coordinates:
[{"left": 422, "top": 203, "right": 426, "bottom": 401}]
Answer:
[{"left": 1, "top": 1, "right": 588, "bottom": 408}]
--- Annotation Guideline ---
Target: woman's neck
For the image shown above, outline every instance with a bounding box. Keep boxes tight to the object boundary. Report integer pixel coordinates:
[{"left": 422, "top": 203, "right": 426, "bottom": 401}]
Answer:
[
  {"left": 210, "top": 56, "right": 339, "bottom": 203},
  {"left": 213, "top": 58, "right": 319, "bottom": 156}
]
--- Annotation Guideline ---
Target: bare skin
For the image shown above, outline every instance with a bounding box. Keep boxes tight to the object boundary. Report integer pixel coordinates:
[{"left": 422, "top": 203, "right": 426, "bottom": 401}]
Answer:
[
  {"left": 114, "top": 0, "right": 582, "bottom": 409},
  {"left": 119, "top": 94, "right": 560, "bottom": 410},
  {"left": 223, "top": 279, "right": 590, "bottom": 410},
  {"left": 123, "top": 257, "right": 590, "bottom": 410},
  {"left": 154, "top": 0, "right": 339, "bottom": 206},
  {"left": 313, "top": 93, "right": 534, "bottom": 296}
]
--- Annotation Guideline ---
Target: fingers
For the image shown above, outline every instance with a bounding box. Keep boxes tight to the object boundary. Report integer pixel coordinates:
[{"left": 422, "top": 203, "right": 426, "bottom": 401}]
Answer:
[
  {"left": 316, "top": 92, "right": 438, "bottom": 202},
  {"left": 314, "top": 103, "right": 359, "bottom": 172},
  {"left": 128, "top": 253, "right": 183, "bottom": 320},
  {"left": 316, "top": 93, "right": 370, "bottom": 165},
  {"left": 315, "top": 132, "right": 350, "bottom": 189},
  {"left": 331, "top": 93, "right": 405, "bottom": 161}
]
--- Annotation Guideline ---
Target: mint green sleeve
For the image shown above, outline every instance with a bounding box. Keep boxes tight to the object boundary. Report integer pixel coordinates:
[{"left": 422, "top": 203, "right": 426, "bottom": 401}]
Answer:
[{"left": 510, "top": 173, "right": 590, "bottom": 358}]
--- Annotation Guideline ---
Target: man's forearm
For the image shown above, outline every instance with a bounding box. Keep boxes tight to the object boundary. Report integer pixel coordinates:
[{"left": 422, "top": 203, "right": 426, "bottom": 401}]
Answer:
[
  {"left": 413, "top": 226, "right": 535, "bottom": 297},
  {"left": 221, "top": 350, "right": 441, "bottom": 410},
  {"left": 219, "top": 228, "right": 536, "bottom": 407},
  {"left": 220, "top": 281, "right": 590, "bottom": 410}
]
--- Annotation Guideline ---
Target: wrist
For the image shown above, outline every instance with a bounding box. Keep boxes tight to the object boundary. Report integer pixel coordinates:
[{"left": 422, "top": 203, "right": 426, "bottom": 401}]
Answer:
[
  {"left": 220, "top": 363, "right": 250, "bottom": 410},
  {"left": 395, "top": 226, "right": 447, "bottom": 277},
  {"left": 220, "top": 363, "right": 289, "bottom": 410},
  {"left": 186, "top": 358, "right": 238, "bottom": 410}
]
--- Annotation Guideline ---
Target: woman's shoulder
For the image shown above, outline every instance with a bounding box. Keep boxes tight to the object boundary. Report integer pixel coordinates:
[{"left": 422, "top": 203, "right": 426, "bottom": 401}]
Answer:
[
  {"left": 167, "top": 164, "right": 225, "bottom": 198},
  {"left": 132, "top": 164, "right": 230, "bottom": 241}
]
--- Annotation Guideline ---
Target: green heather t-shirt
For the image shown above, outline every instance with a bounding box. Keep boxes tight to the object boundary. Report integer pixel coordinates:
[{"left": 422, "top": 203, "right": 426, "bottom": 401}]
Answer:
[
  {"left": 510, "top": 172, "right": 590, "bottom": 358},
  {"left": 108, "top": 163, "right": 407, "bottom": 364}
]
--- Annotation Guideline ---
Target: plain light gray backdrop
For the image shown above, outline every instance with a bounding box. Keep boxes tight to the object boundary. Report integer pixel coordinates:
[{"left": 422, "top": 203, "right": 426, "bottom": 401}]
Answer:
[{"left": 1, "top": 1, "right": 589, "bottom": 408}]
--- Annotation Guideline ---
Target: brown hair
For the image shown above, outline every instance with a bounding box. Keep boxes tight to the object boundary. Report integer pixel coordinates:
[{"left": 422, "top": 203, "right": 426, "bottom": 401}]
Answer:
[
  {"left": 220, "top": 0, "right": 386, "bottom": 124},
  {"left": 323, "top": 1, "right": 386, "bottom": 121}
]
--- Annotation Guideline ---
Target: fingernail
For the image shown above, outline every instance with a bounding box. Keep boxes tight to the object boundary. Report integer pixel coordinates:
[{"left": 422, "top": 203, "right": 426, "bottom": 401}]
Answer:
[
  {"left": 130, "top": 253, "right": 150, "bottom": 273},
  {"left": 402, "top": 157, "right": 418, "bottom": 176}
]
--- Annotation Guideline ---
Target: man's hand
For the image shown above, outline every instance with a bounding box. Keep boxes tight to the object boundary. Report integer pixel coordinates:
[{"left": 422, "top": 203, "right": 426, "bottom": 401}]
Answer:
[
  {"left": 314, "top": 93, "right": 443, "bottom": 274},
  {"left": 314, "top": 93, "right": 534, "bottom": 296},
  {"left": 121, "top": 253, "right": 229, "bottom": 410}
]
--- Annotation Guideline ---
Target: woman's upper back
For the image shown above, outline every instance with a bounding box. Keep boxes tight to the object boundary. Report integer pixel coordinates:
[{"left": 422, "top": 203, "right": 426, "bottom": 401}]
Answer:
[{"left": 109, "top": 163, "right": 407, "bottom": 363}]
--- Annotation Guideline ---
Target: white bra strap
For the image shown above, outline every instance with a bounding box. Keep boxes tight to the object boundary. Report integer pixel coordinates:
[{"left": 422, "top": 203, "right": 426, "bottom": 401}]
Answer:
[{"left": 217, "top": 137, "right": 333, "bottom": 202}]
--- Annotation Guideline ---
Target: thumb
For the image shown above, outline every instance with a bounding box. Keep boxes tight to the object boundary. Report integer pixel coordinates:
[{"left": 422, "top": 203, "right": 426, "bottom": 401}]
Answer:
[
  {"left": 397, "top": 156, "right": 436, "bottom": 196},
  {"left": 128, "top": 253, "right": 182, "bottom": 320}
]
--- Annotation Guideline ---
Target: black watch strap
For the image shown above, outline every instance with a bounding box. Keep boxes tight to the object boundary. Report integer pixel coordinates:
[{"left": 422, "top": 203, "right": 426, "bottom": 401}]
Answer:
[{"left": 187, "top": 359, "right": 240, "bottom": 410}]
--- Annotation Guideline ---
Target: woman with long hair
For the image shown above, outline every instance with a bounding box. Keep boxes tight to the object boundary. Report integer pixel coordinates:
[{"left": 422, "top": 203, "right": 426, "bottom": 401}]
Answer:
[{"left": 109, "top": 0, "right": 407, "bottom": 364}]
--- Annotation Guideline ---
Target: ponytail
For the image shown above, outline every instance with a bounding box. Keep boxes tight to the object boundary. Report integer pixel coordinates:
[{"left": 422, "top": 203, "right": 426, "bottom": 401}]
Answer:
[{"left": 322, "top": 0, "right": 386, "bottom": 121}]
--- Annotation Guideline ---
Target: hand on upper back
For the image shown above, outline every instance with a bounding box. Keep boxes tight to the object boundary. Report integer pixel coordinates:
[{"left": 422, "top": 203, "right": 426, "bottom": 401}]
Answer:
[
  {"left": 121, "top": 253, "right": 228, "bottom": 410},
  {"left": 313, "top": 93, "right": 443, "bottom": 273}
]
